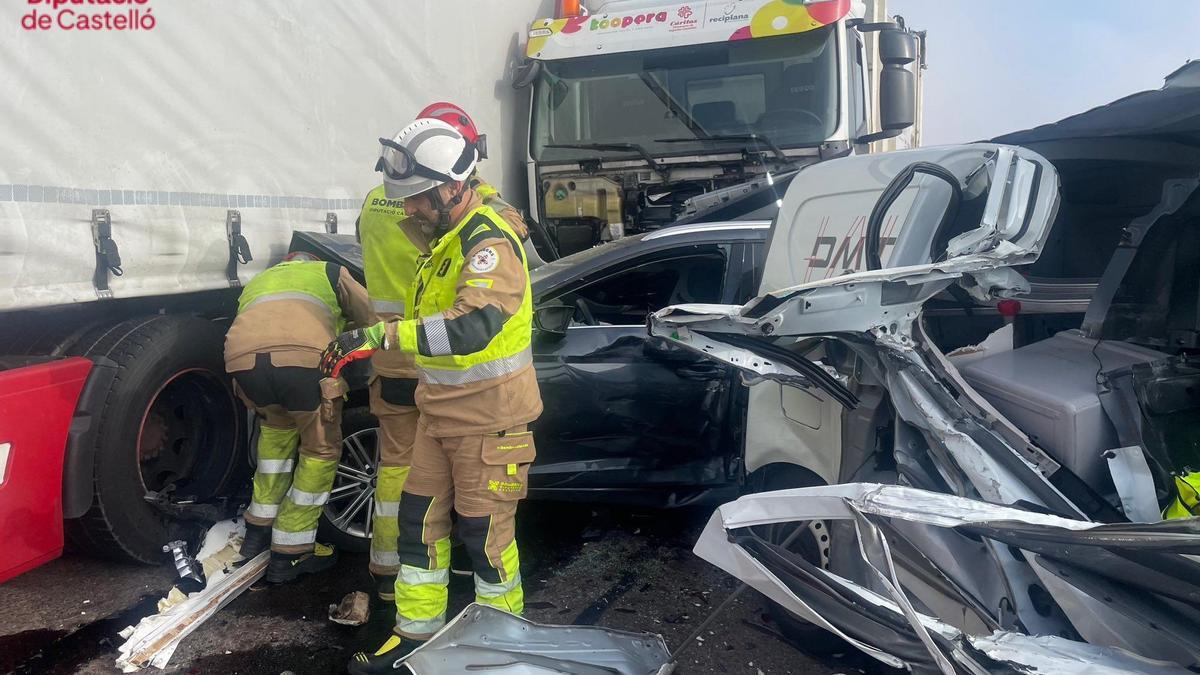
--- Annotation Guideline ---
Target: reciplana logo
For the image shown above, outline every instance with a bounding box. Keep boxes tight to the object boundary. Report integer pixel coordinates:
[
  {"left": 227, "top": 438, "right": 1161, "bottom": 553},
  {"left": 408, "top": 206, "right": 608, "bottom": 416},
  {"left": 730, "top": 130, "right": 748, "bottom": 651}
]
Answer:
[{"left": 21, "top": 0, "right": 157, "bottom": 32}]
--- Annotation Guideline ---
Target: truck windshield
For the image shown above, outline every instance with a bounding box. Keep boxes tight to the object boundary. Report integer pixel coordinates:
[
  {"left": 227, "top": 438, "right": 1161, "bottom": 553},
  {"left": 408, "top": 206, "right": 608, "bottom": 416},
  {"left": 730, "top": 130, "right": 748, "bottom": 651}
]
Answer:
[{"left": 531, "top": 27, "right": 838, "bottom": 163}]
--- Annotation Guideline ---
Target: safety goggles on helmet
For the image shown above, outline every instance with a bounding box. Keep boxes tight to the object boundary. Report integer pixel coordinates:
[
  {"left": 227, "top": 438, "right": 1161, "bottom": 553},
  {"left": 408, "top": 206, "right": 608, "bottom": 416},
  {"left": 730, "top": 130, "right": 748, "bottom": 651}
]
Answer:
[{"left": 374, "top": 136, "right": 477, "bottom": 183}]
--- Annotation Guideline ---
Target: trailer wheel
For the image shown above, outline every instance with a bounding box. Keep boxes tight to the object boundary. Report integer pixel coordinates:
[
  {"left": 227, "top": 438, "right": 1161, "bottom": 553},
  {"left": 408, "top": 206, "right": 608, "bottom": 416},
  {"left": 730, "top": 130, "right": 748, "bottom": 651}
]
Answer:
[
  {"left": 745, "top": 464, "right": 847, "bottom": 656},
  {"left": 65, "top": 315, "right": 242, "bottom": 563}
]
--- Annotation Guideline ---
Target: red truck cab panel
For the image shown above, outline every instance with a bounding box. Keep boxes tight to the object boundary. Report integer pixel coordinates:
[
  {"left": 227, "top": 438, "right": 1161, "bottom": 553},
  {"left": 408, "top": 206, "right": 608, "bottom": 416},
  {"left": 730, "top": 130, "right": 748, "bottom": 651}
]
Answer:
[{"left": 0, "top": 357, "right": 93, "bottom": 583}]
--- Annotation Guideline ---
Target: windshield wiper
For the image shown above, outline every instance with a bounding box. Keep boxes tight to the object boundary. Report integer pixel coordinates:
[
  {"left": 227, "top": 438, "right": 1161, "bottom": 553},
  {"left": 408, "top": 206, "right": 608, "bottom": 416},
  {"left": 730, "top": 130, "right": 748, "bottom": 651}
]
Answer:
[
  {"left": 655, "top": 134, "right": 790, "bottom": 163},
  {"left": 544, "top": 142, "right": 667, "bottom": 178}
]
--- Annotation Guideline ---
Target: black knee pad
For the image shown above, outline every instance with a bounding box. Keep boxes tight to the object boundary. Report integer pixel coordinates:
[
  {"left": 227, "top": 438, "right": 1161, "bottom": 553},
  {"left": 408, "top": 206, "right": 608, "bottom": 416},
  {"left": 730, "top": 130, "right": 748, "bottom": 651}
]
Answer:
[
  {"left": 397, "top": 493, "right": 435, "bottom": 568},
  {"left": 457, "top": 514, "right": 502, "bottom": 583}
]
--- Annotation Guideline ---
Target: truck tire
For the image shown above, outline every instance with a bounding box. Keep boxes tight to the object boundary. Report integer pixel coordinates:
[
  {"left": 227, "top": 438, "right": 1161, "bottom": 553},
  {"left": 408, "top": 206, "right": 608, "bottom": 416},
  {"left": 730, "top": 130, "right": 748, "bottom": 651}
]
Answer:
[
  {"left": 744, "top": 464, "right": 847, "bottom": 656},
  {"left": 65, "top": 315, "right": 243, "bottom": 563},
  {"left": 317, "top": 406, "right": 378, "bottom": 553}
]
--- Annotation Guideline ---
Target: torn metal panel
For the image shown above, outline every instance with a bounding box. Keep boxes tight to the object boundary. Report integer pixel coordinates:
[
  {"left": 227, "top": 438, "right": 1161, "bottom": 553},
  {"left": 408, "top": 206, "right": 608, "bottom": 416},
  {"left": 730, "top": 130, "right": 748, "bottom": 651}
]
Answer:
[
  {"left": 966, "top": 632, "right": 1192, "bottom": 675},
  {"left": 696, "top": 484, "right": 1200, "bottom": 672},
  {"left": 1105, "top": 446, "right": 1160, "bottom": 522},
  {"left": 398, "top": 604, "right": 673, "bottom": 675},
  {"left": 1029, "top": 554, "right": 1200, "bottom": 667}
]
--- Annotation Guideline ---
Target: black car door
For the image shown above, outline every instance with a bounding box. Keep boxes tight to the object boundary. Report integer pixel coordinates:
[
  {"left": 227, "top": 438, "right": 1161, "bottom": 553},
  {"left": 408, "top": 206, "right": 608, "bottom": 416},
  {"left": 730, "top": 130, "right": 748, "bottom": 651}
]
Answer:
[{"left": 529, "top": 240, "right": 751, "bottom": 505}]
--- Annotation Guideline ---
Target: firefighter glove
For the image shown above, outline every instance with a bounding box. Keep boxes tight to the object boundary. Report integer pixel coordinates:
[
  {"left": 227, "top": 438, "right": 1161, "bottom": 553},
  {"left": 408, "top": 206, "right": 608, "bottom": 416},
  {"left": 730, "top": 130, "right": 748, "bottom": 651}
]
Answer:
[{"left": 321, "top": 322, "right": 387, "bottom": 378}]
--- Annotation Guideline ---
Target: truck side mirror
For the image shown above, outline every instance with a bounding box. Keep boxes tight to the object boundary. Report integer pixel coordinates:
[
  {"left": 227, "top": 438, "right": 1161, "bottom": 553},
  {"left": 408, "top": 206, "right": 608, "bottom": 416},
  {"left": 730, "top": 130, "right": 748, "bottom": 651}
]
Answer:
[
  {"left": 512, "top": 58, "right": 542, "bottom": 90},
  {"left": 877, "top": 28, "right": 917, "bottom": 133},
  {"left": 533, "top": 303, "right": 573, "bottom": 339},
  {"left": 853, "top": 19, "right": 921, "bottom": 143}
]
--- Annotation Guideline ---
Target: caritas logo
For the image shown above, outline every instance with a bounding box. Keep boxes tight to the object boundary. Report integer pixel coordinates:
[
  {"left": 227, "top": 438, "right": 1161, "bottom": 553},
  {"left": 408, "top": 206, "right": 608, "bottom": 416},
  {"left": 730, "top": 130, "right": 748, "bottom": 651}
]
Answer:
[
  {"left": 671, "top": 4, "right": 698, "bottom": 31},
  {"left": 589, "top": 11, "right": 669, "bottom": 31},
  {"left": 22, "top": 0, "right": 157, "bottom": 32}
]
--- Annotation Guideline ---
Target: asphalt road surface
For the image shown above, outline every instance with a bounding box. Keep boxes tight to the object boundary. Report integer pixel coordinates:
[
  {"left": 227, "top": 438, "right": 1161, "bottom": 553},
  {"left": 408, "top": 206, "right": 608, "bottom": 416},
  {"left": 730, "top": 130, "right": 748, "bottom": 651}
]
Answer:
[{"left": 1, "top": 502, "right": 886, "bottom": 674}]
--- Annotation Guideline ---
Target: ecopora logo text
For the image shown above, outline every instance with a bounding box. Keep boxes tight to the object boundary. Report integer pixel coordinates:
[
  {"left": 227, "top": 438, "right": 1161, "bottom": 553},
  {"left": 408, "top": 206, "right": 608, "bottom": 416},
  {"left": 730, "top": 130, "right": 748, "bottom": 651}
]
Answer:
[{"left": 22, "top": 0, "right": 157, "bottom": 32}]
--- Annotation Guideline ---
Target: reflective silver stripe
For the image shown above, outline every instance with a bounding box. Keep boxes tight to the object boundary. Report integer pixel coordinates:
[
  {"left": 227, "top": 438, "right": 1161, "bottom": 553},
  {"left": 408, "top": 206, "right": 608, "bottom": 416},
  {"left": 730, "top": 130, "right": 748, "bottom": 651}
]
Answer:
[
  {"left": 288, "top": 487, "right": 330, "bottom": 507},
  {"left": 245, "top": 291, "right": 332, "bottom": 316},
  {"left": 395, "top": 614, "right": 446, "bottom": 637},
  {"left": 257, "top": 459, "right": 295, "bottom": 475},
  {"left": 371, "top": 549, "right": 400, "bottom": 567},
  {"left": 374, "top": 499, "right": 400, "bottom": 518},
  {"left": 474, "top": 572, "right": 522, "bottom": 598},
  {"left": 399, "top": 564, "right": 450, "bottom": 586},
  {"left": 271, "top": 528, "right": 317, "bottom": 545},
  {"left": 421, "top": 313, "right": 453, "bottom": 357},
  {"left": 372, "top": 298, "right": 406, "bottom": 315},
  {"left": 418, "top": 347, "right": 532, "bottom": 385},
  {"left": 247, "top": 502, "right": 279, "bottom": 519}
]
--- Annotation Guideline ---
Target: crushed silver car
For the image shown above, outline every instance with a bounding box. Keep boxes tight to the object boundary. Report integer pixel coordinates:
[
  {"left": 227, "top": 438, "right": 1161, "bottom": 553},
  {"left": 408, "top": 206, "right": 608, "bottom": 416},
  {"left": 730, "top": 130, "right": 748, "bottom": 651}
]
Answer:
[{"left": 649, "top": 130, "right": 1200, "bottom": 669}]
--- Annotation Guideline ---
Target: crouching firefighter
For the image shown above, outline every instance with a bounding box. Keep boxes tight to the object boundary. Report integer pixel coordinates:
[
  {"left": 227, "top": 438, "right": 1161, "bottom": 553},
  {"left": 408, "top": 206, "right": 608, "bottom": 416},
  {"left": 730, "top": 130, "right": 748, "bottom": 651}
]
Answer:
[
  {"left": 322, "top": 119, "right": 542, "bottom": 672},
  {"left": 224, "top": 252, "right": 373, "bottom": 583}
]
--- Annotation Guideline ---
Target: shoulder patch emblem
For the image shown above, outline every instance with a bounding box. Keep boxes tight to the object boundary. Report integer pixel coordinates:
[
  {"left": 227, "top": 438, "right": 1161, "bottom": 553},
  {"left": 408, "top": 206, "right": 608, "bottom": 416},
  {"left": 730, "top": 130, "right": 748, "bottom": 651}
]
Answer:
[{"left": 468, "top": 247, "right": 499, "bottom": 273}]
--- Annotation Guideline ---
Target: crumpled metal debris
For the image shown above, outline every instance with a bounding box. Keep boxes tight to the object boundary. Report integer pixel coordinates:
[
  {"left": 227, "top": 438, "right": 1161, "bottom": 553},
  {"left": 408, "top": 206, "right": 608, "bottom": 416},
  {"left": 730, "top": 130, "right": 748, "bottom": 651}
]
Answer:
[
  {"left": 162, "top": 540, "right": 206, "bottom": 594},
  {"left": 696, "top": 483, "right": 1200, "bottom": 673},
  {"left": 398, "top": 603, "right": 674, "bottom": 675}
]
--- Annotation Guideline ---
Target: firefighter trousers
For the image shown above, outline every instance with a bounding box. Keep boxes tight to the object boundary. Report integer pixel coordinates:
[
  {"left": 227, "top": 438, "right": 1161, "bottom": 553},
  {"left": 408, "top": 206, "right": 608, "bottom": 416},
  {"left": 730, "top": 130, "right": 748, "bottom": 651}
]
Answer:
[
  {"left": 368, "top": 375, "right": 419, "bottom": 576},
  {"left": 233, "top": 353, "right": 344, "bottom": 554},
  {"left": 392, "top": 420, "right": 536, "bottom": 639}
]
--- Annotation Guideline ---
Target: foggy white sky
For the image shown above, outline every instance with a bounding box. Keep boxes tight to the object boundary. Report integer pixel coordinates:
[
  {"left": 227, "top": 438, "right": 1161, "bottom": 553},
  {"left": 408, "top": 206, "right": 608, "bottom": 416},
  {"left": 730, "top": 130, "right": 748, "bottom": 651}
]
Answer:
[{"left": 890, "top": 0, "right": 1200, "bottom": 145}]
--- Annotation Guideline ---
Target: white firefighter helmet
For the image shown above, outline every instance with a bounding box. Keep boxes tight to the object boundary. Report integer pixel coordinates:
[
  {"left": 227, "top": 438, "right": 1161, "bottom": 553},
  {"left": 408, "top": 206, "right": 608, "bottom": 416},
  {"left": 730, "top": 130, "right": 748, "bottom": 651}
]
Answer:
[{"left": 376, "top": 118, "right": 479, "bottom": 200}]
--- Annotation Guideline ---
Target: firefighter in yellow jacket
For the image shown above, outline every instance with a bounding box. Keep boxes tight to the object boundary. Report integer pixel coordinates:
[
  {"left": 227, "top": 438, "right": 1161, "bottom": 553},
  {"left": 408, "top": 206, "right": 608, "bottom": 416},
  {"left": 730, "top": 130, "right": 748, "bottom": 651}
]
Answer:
[
  {"left": 323, "top": 119, "right": 541, "bottom": 673},
  {"left": 356, "top": 102, "right": 531, "bottom": 600},
  {"left": 224, "top": 252, "right": 373, "bottom": 583}
]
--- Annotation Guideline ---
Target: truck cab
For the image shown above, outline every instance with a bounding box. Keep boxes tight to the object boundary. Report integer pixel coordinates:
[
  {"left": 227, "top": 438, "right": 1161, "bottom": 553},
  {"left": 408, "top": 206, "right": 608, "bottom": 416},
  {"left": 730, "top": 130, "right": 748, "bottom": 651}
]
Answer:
[{"left": 518, "top": 0, "right": 925, "bottom": 254}]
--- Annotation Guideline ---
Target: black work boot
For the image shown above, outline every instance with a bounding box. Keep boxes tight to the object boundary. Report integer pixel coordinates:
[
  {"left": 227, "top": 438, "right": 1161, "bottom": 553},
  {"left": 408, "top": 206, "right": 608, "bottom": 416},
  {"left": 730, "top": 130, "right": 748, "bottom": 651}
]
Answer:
[
  {"left": 265, "top": 543, "right": 339, "bottom": 584},
  {"left": 239, "top": 523, "right": 271, "bottom": 559},
  {"left": 347, "top": 634, "right": 423, "bottom": 675},
  {"left": 372, "top": 572, "right": 397, "bottom": 602}
]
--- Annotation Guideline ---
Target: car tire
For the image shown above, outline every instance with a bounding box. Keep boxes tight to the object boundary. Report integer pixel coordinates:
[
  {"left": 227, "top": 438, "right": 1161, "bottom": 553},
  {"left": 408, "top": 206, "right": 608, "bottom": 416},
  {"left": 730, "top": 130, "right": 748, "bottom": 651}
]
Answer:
[
  {"left": 317, "top": 406, "right": 379, "bottom": 553},
  {"left": 64, "top": 315, "right": 243, "bottom": 563},
  {"left": 744, "top": 463, "right": 847, "bottom": 656}
]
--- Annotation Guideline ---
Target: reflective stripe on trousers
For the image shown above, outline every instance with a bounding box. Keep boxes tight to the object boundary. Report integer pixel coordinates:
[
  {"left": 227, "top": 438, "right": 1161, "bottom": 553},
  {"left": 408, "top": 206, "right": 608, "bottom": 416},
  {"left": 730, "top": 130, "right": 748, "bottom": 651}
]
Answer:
[
  {"left": 247, "top": 502, "right": 279, "bottom": 520},
  {"left": 257, "top": 458, "right": 295, "bottom": 474},
  {"left": 245, "top": 424, "right": 300, "bottom": 527},
  {"left": 272, "top": 455, "right": 337, "bottom": 552},
  {"left": 393, "top": 522, "right": 451, "bottom": 639},
  {"left": 417, "top": 348, "right": 532, "bottom": 386},
  {"left": 473, "top": 538, "right": 524, "bottom": 615},
  {"left": 369, "top": 466, "right": 410, "bottom": 575},
  {"left": 394, "top": 564, "right": 451, "bottom": 637}
]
